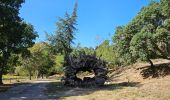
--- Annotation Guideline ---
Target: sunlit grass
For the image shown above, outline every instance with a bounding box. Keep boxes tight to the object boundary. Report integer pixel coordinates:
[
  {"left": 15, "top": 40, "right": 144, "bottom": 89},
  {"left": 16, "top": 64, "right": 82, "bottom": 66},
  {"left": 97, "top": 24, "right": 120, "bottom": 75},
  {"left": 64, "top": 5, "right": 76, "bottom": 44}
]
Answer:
[
  {"left": 2, "top": 74, "right": 28, "bottom": 84},
  {"left": 3, "top": 75, "right": 27, "bottom": 79}
]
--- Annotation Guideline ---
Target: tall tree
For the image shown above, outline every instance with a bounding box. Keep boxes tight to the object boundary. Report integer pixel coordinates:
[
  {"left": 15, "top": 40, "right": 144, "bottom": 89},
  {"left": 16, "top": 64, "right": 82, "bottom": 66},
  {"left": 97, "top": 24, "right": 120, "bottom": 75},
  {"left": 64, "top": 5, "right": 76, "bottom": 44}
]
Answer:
[
  {"left": 160, "top": 0, "right": 170, "bottom": 56},
  {"left": 48, "top": 2, "right": 78, "bottom": 66},
  {"left": 0, "top": 0, "right": 37, "bottom": 84},
  {"left": 112, "top": 26, "right": 135, "bottom": 65},
  {"left": 129, "top": 1, "right": 170, "bottom": 67},
  {"left": 112, "top": 0, "right": 170, "bottom": 67},
  {"left": 130, "top": 24, "right": 156, "bottom": 68}
]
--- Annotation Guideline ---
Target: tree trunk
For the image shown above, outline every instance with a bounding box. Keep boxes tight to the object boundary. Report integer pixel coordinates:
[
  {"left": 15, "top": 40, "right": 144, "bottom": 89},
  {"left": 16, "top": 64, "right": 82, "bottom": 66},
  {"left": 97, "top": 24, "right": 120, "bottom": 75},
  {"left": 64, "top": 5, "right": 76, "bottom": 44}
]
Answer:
[
  {"left": 29, "top": 71, "right": 32, "bottom": 80},
  {"left": 148, "top": 59, "right": 154, "bottom": 68},
  {"left": 0, "top": 60, "right": 7, "bottom": 85},
  {"left": 41, "top": 74, "right": 44, "bottom": 79},
  {"left": 29, "top": 75, "right": 32, "bottom": 80},
  {"left": 0, "top": 52, "right": 9, "bottom": 85},
  {"left": 0, "top": 70, "right": 3, "bottom": 85},
  {"left": 36, "top": 71, "right": 39, "bottom": 80}
]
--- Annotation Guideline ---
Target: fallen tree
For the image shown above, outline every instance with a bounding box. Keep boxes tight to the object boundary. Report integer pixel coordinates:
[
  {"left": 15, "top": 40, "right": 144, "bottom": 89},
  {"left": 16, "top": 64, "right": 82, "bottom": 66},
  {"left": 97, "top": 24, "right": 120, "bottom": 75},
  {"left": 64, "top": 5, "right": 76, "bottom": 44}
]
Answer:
[{"left": 62, "top": 54, "right": 108, "bottom": 87}]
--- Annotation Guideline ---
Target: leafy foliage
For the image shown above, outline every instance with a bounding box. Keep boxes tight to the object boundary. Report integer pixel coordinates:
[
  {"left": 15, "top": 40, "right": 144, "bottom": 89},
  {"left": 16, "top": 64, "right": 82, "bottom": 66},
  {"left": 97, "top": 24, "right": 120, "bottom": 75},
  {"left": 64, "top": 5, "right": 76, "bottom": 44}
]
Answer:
[
  {"left": 0, "top": 0, "right": 37, "bottom": 84},
  {"left": 112, "top": 0, "right": 170, "bottom": 67},
  {"left": 96, "top": 40, "right": 114, "bottom": 63},
  {"left": 71, "top": 43, "right": 95, "bottom": 57},
  {"left": 51, "top": 54, "right": 64, "bottom": 74},
  {"left": 48, "top": 2, "right": 78, "bottom": 57},
  {"left": 19, "top": 42, "right": 55, "bottom": 80}
]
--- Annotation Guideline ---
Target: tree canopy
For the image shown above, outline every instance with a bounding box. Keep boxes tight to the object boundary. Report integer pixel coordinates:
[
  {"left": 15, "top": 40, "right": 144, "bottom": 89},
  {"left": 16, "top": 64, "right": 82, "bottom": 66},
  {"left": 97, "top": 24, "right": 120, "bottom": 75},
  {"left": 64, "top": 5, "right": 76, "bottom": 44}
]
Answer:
[
  {"left": 20, "top": 42, "right": 54, "bottom": 80},
  {"left": 112, "top": 0, "right": 170, "bottom": 67},
  {"left": 47, "top": 2, "right": 78, "bottom": 68},
  {"left": 0, "top": 0, "right": 38, "bottom": 84}
]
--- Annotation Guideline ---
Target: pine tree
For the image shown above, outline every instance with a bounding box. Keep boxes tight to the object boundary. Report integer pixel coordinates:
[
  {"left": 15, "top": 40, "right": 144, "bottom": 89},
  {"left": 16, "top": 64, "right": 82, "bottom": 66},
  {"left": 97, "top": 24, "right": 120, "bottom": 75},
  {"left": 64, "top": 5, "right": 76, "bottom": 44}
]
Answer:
[{"left": 48, "top": 2, "right": 78, "bottom": 66}]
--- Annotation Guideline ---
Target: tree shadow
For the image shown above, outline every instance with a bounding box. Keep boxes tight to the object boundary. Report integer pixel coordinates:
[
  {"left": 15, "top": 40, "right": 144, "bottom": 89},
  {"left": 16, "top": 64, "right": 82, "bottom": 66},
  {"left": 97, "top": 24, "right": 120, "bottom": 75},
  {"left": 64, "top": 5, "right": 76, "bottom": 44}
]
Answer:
[
  {"left": 45, "top": 81, "right": 141, "bottom": 99},
  {"left": 139, "top": 62, "right": 170, "bottom": 79},
  {"left": 0, "top": 84, "right": 13, "bottom": 92},
  {"left": 0, "top": 82, "right": 36, "bottom": 100},
  {"left": 0, "top": 82, "right": 29, "bottom": 93}
]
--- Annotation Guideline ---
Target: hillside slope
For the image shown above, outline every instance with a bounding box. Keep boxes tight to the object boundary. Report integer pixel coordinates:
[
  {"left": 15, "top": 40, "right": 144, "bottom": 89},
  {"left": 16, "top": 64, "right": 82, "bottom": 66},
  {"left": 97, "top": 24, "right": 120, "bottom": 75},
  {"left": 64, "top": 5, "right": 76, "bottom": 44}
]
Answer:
[{"left": 107, "top": 59, "right": 170, "bottom": 100}]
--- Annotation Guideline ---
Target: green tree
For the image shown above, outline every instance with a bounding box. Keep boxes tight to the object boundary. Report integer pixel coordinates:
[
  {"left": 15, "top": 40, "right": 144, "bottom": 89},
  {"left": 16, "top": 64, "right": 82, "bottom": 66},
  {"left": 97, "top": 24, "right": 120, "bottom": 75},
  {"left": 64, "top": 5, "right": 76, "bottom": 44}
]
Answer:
[
  {"left": 130, "top": 24, "right": 156, "bottom": 67},
  {"left": 0, "top": 0, "right": 37, "bottom": 84},
  {"left": 129, "top": 1, "right": 170, "bottom": 66},
  {"left": 96, "top": 40, "right": 114, "bottom": 63},
  {"left": 21, "top": 56, "right": 37, "bottom": 80},
  {"left": 51, "top": 54, "right": 64, "bottom": 74},
  {"left": 112, "top": 26, "right": 135, "bottom": 65},
  {"left": 71, "top": 43, "right": 95, "bottom": 57},
  {"left": 48, "top": 2, "right": 78, "bottom": 66},
  {"left": 112, "top": 1, "right": 170, "bottom": 67},
  {"left": 161, "top": 0, "right": 170, "bottom": 18},
  {"left": 81, "top": 47, "right": 95, "bottom": 55},
  {"left": 4, "top": 54, "right": 19, "bottom": 75},
  {"left": 21, "top": 42, "right": 55, "bottom": 80}
]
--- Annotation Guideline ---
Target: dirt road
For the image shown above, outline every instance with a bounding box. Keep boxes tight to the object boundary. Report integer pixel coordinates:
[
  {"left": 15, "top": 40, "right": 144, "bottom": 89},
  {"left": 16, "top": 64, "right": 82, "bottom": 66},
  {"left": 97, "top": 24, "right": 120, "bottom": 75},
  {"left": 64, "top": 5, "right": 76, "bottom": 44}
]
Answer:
[{"left": 0, "top": 80, "right": 53, "bottom": 100}]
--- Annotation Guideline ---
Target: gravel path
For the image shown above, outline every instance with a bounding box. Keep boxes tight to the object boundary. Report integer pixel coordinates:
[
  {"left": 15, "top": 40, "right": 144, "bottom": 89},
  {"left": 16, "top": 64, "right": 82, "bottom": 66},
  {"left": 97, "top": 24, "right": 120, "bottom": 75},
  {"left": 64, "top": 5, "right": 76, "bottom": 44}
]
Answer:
[{"left": 0, "top": 80, "right": 52, "bottom": 100}]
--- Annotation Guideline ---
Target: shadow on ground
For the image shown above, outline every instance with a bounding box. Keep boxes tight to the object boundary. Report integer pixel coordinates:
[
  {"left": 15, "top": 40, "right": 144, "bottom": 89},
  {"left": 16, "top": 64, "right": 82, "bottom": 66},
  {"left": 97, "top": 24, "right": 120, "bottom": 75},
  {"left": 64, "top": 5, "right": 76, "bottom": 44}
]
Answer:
[
  {"left": 45, "top": 81, "right": 141, "bottom": 99},
  {"left": 0, "top": 82, "right": 29, "bottom": 93},
  {"left": 0, "top": 80, "right": 51, "bottom": 100},
  {"left": 138, "top": 62, "right": 170, "bottom": 79},
  {"left": 0, "top": 84, "right": 13, "bottom": 92}
]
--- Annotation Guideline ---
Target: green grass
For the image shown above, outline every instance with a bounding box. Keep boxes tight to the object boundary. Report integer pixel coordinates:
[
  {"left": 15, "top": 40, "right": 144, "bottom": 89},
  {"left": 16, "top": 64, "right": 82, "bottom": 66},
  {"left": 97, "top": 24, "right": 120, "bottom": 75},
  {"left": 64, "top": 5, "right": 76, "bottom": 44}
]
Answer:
[
  {"left": 3, "top": 75, "right": 28, "bottom": 80},
  {"left": 2, "top": 74, "right": 29, "bottom": 85}
]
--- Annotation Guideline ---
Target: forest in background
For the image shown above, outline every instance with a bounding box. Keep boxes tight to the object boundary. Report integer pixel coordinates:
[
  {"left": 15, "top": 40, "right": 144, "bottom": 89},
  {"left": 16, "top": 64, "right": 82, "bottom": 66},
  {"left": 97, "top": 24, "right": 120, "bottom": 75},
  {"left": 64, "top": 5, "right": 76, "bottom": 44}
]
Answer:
[{"left": 0, "top": 0, "right": 170, "bottom": 84}]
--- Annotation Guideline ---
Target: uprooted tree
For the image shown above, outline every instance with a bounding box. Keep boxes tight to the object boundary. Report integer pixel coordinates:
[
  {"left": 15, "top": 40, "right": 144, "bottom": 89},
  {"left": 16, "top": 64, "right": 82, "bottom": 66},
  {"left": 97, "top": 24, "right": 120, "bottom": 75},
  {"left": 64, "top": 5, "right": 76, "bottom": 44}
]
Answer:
[{"left": 62, "top": 54, "right": 108, "bottom": 87}]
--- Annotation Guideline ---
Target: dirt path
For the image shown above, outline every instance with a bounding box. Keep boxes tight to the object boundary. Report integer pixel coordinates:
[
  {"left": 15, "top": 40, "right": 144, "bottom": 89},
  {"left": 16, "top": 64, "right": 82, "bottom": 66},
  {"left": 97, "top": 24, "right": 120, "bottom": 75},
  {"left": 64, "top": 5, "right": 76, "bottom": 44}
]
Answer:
[{"left": 0, "top": 80, "right": 53, "bottom": 100}]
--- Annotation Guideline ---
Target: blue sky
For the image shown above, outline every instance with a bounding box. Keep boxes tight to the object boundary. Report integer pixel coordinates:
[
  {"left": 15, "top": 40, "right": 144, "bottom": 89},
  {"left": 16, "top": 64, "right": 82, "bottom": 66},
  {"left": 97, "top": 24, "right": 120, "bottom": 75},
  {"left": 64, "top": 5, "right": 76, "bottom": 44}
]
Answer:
[{"left": 20, "top": 0, "right": 151, "bottom": 48}]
